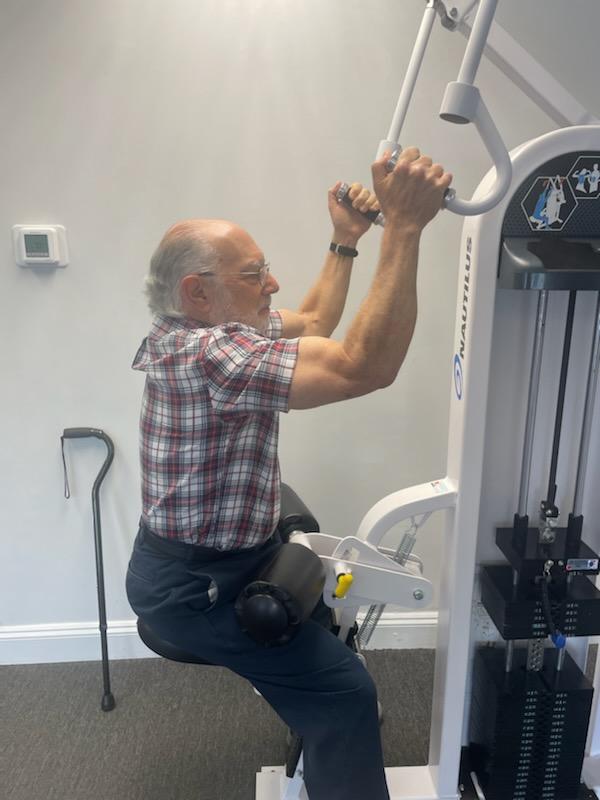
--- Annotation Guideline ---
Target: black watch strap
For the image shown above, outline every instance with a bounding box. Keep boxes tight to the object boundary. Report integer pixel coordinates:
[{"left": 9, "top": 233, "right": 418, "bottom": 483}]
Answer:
[{"left": 330, "top": 242, "right": 358, "bottom": 258}]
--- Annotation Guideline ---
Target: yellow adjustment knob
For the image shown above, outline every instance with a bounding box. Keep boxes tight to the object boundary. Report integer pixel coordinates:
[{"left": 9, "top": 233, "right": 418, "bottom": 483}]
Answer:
[{"left": 334, "top": 573, "right": 354, "bottom": 599}]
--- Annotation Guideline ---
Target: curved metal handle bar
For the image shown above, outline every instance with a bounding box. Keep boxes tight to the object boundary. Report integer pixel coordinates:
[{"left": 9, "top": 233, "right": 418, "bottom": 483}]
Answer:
[
  {"left": 441, "top": 84, "right": 513, "bottom": 216},
  {"left": 375, "top": 0, "right": 511, "bottom": 218},
  {"left": 438, "top": 0, "right": 511, "bottom": 215}
]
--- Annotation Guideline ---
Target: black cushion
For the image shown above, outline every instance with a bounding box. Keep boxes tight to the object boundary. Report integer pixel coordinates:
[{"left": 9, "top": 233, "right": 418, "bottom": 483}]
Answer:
[
  {"left": 137, "top": 618, "right": 215, "bottom": 665},
  {"left": 278, "top": 483, "right": 320, "bottom": 541}
]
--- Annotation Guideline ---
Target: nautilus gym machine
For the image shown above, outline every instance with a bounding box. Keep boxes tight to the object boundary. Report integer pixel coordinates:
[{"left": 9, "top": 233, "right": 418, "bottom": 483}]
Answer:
[{"left": 252, "top": 2, "right": 600, "bottom": 799}]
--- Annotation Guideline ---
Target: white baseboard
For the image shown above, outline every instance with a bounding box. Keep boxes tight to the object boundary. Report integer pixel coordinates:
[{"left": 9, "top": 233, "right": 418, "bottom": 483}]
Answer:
[
  {"left": 0, "top": 620, "right": 158, "bottom": 665},
  {"left": 0, "top": 611, "right": 438, "bottom": 665},
  {"left": 2, "top": 614, "right": 595, "bottom": 666},
  {"left": 360, "top": 610, "right": 439, "bottom": 650}
]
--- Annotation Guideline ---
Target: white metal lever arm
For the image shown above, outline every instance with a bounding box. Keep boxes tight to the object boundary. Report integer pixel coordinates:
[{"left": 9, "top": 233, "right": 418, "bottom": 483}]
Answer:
[
  {"left": 440, "top": 81, "right": 512, "bottom": 216},
  {"left": 355, "top": 478, "right": 458, "bottom": 549}
]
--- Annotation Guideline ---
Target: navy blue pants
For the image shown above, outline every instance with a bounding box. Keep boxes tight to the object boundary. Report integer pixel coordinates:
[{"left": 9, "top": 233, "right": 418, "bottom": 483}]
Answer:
[{"left": 126, "top": 523, "right": 390, "bottom": 800}]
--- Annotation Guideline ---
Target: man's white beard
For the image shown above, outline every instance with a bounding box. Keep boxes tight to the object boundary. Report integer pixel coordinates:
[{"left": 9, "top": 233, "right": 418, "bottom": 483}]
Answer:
[{"left": 214, "top": 284, "right": 268, "bottom": 334}]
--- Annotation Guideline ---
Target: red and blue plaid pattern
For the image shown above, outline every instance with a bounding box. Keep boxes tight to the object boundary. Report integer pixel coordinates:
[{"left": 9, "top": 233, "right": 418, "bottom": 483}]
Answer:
[{"left": 132, "top": 311, "right": 299, "bottom": 549}]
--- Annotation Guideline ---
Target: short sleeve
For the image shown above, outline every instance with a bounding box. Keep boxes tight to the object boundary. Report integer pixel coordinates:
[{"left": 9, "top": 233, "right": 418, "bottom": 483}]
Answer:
[{"left": 202, "top": 323, "right": 299, "bottom": 414}]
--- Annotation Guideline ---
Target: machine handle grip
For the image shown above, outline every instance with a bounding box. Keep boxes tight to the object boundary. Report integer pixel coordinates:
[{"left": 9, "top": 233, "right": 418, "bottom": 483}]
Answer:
[
  {"left": 342, "top": 165, "right": 454, "bottom": 221},
  {"left": 335, "top": 183, "right": 385, "bottom": 227},
  {"left": 377, "top": 87, "right": 512, "bottom": 219}
]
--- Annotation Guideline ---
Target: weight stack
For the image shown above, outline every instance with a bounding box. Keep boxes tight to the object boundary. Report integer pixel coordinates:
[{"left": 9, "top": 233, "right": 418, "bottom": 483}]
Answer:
[{"left": 469, "top": 647, "right": 593, "bottom": 800}]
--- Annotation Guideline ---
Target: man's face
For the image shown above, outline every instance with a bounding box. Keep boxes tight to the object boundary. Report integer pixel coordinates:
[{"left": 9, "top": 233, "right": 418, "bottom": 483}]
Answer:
[{"left": 211, "top": 227, "right": 279, "bottom": 334}]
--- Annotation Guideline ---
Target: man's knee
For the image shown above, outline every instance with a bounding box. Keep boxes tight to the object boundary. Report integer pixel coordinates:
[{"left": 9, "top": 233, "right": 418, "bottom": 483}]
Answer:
[
  {"left": 329, "top": 653, "right": 379, "bottom": 710},
  {"left": 354, "top": 660, "right": 379, "bottom": 706}
]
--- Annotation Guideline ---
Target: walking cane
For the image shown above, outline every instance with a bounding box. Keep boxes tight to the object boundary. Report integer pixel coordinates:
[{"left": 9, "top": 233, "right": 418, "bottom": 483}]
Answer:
[{"left": 61, "top": 427, "right": 116, "bottom": 711}]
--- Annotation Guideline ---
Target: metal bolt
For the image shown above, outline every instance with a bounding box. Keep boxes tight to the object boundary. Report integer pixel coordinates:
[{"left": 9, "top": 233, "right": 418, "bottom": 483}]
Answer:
[
  {"left": 540, "top": 528, "right": 556, "bottom": 543},
  {"left": 413, "top": 589, "right": 424, "bottom": 601}
]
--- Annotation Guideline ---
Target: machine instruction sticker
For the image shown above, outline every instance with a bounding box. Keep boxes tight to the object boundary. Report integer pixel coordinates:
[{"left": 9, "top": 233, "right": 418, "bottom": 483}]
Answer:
[
  {"left": 569, "top": 156, "right": 600, "bottom": 198},
  {"left": 521, "top": 175, "right": 577, "bottom": 231},
  {"left": 520, "top": 154, "right": 600, "bottom": 232}
]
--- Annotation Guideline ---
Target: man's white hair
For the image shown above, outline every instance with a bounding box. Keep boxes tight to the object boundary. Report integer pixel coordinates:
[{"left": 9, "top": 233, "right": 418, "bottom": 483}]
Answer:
[{"left": 144, "top": 221, "right": 220, "bottom": 317}]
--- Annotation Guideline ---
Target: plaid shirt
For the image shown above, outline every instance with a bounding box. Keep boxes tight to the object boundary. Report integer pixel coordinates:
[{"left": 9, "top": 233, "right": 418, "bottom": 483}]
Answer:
[{"left": 132, "top": 311, "right": 299, "bottom": 549}]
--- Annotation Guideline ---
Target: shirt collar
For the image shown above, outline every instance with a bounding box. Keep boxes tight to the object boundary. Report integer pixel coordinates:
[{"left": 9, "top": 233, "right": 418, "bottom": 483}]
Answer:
[{"left": 149, "top": 314, "right": 208, "bottom": 339}]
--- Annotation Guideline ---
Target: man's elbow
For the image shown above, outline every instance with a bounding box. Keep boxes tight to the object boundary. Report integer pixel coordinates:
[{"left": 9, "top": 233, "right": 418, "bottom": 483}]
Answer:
[
  {"left": 376, "top": 371, "right": 397, "bottom": 390},
  {"left": 309, "top": 321, "right": 336, "bottom": 338},
  {"left": 349, "top": 368, "right": 398, "bottom": 398},
  {"left": 373, "top": 352, "right": 410, "bottom": 390},
  {"left": 369, "top": 367, "right": 401, "bottom": 391},
  {"left": 299, "top": 312, "right": 338, "bottom": 338}
]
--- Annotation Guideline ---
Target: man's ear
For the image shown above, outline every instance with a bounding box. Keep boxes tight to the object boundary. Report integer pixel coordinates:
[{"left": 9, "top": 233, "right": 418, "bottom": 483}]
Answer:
[{"left": 180, "top": 273, "right": 212, "bottom": 314}]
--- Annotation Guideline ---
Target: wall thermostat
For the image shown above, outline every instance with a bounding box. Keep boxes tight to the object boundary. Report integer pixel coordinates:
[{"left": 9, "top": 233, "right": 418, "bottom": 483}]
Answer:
[{"left": 12, "top": 224, "right": 69, "bottom": 267}]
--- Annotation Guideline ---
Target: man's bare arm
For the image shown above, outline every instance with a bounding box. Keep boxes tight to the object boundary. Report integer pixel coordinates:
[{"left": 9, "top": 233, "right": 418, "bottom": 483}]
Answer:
[
  {"left": 288, "top": 149, "right": 452, "bottom": 410},
  {"left": 279, "top": 183, "right": 379, "bottom": 338}
]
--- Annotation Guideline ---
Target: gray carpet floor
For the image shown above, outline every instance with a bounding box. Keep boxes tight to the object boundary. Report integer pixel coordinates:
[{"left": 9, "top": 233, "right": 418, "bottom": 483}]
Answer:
[{"left": 1, "top": 649, "right": 434, "bottom": 800}]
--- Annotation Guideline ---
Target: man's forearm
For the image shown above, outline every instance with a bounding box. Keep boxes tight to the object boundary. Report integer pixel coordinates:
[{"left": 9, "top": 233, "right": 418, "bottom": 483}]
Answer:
[
  {"left": 296, "top": 233, "right": 358, "bottom": 337},
  {"left": 341, "top": 224, "right": 421, "bottom": 387}
]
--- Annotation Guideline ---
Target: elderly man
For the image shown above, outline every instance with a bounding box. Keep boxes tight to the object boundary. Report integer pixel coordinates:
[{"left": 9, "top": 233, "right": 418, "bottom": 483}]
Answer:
[{"left": 126, "top": 148, "right": 452, "bottom": 800}]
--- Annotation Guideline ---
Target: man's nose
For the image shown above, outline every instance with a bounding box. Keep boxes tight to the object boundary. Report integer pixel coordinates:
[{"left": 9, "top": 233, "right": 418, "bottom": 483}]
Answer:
[{"left": 264, "top": 273, "right": 279, "bottom": 294}]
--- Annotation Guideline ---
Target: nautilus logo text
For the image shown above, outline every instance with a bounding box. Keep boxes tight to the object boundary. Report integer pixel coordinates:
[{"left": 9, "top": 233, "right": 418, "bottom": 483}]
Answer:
[{"left": 454, "top": 236, "right": 472, "bottom": 400}]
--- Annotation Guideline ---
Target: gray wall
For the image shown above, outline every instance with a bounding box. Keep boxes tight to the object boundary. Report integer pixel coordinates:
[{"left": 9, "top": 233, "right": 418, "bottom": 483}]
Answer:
[{"left": 1, "top": 0, "right": 598, "bottom": 656}]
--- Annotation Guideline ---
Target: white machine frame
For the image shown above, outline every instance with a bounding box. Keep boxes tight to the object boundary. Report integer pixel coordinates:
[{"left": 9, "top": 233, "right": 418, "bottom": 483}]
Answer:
[{"left": 257, "top": 3, "right": 600, "bottom": 798}]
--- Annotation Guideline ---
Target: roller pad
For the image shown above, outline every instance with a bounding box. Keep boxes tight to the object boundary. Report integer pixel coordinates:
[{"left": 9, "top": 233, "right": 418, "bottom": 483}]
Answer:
[
  {"left": 235, "top": 542, "right": 325, "bottom": 646},
  {"left": 277, "top": 483, "right": 320, "bottom": 541}
]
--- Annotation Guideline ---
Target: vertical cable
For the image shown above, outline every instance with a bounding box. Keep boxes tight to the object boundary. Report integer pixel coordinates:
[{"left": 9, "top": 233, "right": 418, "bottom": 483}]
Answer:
[
  {"left": 518, "top": 291, "right": 549, "bottom": 517},
  {"left": 572, "top": 293, "right": 600, "bottom": 516}
]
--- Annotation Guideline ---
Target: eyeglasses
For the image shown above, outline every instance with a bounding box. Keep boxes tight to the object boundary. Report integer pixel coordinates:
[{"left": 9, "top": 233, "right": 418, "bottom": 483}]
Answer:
[
  {"left": 197, "top": 264, "right": 271, "bottom": 287},
  {"left": 238, "top": 264, "right": 271, "bottom": 286}
]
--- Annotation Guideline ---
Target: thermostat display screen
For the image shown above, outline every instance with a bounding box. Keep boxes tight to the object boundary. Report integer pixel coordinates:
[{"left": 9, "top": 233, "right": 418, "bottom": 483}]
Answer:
[
  {"left": 24, "top": 233, "right": 50, "bottom": 257},
  {"left": 13, "top": 224, "right": 68, "bottom": 267}
]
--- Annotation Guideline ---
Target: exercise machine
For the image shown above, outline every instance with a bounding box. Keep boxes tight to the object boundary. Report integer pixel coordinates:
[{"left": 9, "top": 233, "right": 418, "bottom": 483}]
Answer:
[{"left": 254, "top": 2, "right": 600, "bottom": 799}]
